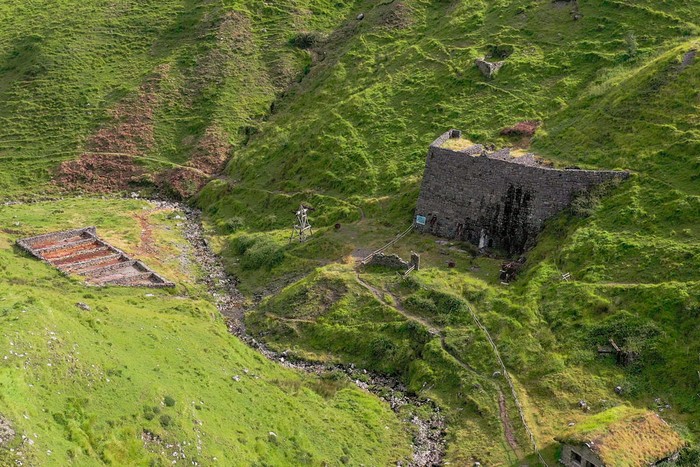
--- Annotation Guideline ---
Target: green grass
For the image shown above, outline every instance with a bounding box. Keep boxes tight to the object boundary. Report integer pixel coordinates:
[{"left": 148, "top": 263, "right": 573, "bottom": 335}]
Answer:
[
  {"left": 0, "top": 199, "right": 411, "bottom": 465},
  {"left": 0, "top": 0, "right": 699, "bottom": 464}
]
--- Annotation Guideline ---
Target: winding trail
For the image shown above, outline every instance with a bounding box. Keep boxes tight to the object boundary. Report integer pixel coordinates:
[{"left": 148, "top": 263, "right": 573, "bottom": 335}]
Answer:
[
  {"left": 355, "top": 273, "right": 439, "bottom": 336},
  {"left": 355, "top": 272, "right": 480, "bottom": 375},
  {"left": 354, "top": 271, "right": 529, "bottom": 461},
  {"left": 498, "top": 391, "right": 520, "bottom": 454},
  {"left": 176, "top": 202, "right": 446, "bottom": 466},
  {"left": 4, "top": 195, "right": 528, "bottom": 465}
]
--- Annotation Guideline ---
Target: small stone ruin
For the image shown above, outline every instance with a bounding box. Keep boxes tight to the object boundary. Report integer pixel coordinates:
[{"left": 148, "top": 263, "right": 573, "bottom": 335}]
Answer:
[
  {"left": 363, "top": 252, "right": 420, "bottom": 273},
  {"left": 17, "top": 227, "right": 174, "bottom": 287}
]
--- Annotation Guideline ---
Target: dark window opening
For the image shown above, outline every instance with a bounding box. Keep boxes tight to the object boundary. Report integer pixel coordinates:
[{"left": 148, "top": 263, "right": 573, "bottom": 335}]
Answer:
[
  {"left": 570, "top": 450, "right": 582, "bottom": 465},
  {"left": 585, "top": 462, "right": 597, "bottom": 467}
]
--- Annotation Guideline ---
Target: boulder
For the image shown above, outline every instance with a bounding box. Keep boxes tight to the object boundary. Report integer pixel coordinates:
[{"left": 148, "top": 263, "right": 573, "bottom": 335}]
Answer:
[{"left": 475, "top": 58, "right": 504, "bottom": 78}]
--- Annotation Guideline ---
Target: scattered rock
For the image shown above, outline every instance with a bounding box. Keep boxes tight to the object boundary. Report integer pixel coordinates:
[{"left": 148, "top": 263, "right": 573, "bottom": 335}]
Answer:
[
  {"left": 578, "top": 400, "right": 589, "bottom": 411},
  {"left": 614, "top": 385, "right": 623, "bottom": 395},
  {"left": 356, "top": 13, "right": 364, "bottom": 20},
  {"left": 268, "top": 431, "right": 278, "bottom": 444},
  {"left": 475, "top": 58, "right": 504, "bottom": 78},
  {"left": 75, "top": 302, "right": 91, "bottom": 311},
  {"left": 178, "top": 200, "right": 446, "bottom": 466},
  {"left": 492, "top": 371, "right": 502, "bottom": 378},
  {"left": 0, "top": 417, "right": 15, "bottom": 446}
]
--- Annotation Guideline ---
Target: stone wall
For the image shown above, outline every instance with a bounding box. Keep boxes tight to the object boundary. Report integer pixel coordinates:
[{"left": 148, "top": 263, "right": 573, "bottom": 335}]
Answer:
[
  {"left": 415, "top": 130, "right": 629, "bottom": 254},
  {"left": 561, "top": 444, "right": 603, "bottom": 467},
  {"left": 364, "top": 253, "right": 410, "bottom": 270}
]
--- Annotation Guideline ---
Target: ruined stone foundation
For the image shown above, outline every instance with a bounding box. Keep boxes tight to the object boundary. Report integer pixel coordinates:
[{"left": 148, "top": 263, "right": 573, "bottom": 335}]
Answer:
[{"left": 415, "top": 130, "right": 629, "bottom": 254}]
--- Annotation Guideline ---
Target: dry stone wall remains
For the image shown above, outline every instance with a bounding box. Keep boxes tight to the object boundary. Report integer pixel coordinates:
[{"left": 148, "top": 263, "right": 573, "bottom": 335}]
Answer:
[
  {"left": 364, "top": 253, "right": 410, "bottom": 270},
  {"left": 415, "top": 130, "right": 629, "bottom": 254}
]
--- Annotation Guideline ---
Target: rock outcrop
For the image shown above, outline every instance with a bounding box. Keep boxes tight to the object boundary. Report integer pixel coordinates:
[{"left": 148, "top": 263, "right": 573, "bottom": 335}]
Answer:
[{"left": 475, "top": 58, "right": 504, "bottom": 78}]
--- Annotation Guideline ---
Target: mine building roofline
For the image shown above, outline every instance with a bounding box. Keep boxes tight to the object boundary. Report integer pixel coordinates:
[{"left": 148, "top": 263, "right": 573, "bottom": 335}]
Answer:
[{"left": 430, "top": 129, "right": 629, "bottom": 175}]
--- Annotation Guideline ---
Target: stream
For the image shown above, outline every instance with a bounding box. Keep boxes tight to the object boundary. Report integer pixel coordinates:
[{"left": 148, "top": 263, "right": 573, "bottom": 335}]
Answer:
[{"left": 175, "top": 201, "right": 447, "bottom": 467}]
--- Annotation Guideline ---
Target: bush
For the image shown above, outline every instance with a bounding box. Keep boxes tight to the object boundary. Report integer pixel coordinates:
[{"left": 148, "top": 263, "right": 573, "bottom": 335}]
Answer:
[
  {"left": 240, "top": 238, "right": 285, "bottom": 270},
  {"left": 142, "top": 406, "right": 155, "bottom": 421},
  {"left": 223, "top": 216, "right": 244, "bottom": 233},
  {"left": 159, "top": 414, "right": 173, "bottom": 428},
  {"left": 290, "top": 31, "right": 322, "bottom": 49},
  {"left": 231, "top": 235, "right": 257, "bottom": 255},
  {"left": 163, "top": 395, "right": 176, "bottom": 407},
  {"left": 404, "top": 295, "right": 437, "bottom": 315}
]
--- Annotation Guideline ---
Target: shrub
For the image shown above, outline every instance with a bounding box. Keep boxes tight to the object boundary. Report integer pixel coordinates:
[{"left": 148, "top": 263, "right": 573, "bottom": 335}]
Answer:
[
  {"left": 231, "top": 235, "right": 257, "bottom": 255},
  {"left": 224, "top": 216, "right": 244, "bottom": 233},
  {"left": 404, "top": 295, "right": 437, "bottom": 315},
  {"left": 499, "top": 120, "right": 540, "bottom": 137},
  {"left": 240, "top": 239, "right": 285, "bottom": 270},
  {"left": 290, "top": 31, "right": 321, "bottom": 49},
  {"left": 159, "top": 414, "right": 173, "bottom": 428},
  {"left": 163, "top": 396, "right": 175, "bottom": 407},
  {"left": 142, "top": 405, "right": 155, "bottom": 421}
]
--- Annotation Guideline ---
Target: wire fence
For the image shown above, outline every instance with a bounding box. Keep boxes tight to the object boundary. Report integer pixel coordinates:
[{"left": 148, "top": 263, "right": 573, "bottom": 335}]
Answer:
[
  {"left": 361, "top": 223, "right": 415, "bottom": 264},
  {"left": 465, "top": 301, "right": 549, "bottom": 466}
]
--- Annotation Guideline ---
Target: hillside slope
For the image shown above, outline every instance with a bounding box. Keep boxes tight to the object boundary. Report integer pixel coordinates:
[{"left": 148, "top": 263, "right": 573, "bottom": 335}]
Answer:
[
  {"left": 0, "top": 0, "right": 698, "bottom": 465},
  {"left": 194, "top": 0, "right": 699, "bottom": 464},
  {"left": 0, "top": 199, "right": 411, "bottom": 465}
]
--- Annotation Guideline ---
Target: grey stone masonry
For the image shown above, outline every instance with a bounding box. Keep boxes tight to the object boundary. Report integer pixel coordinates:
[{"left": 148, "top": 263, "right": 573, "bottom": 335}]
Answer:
[
  {"left": 415, "top": 130, "right": 629, "bottom": 254},
  {"left": 364, "top": 253, "right": 411, "bottom": 270},
  {"left": 561, "top": 444, "right": 602, "bottom": 467}
]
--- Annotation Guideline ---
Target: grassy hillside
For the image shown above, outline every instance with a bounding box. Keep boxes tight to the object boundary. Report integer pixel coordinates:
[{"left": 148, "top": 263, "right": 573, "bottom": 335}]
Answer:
[
  {"left": 0, "top": 0, "right": 698, "bottom": 465},
  {"left": 193, "top": 0, "right": 699, "bottom": 464},
  {"left": 0, "top": 199, "right": 411, "bottom": 465}
]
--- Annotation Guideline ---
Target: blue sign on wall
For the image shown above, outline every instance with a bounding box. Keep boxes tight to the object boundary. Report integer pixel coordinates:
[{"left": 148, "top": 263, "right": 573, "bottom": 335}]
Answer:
[{"left": 415, "top": 215, "right": 427, "bottom": 226}]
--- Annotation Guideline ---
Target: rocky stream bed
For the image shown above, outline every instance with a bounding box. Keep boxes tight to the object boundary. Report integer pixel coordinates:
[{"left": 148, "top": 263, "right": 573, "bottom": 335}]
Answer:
[{"left": 175, "top": 201, "right": 447, "bottom": 467}]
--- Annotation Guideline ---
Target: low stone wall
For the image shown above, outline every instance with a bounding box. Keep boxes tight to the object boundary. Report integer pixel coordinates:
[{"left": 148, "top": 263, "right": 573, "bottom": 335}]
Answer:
[{"left": 364, "top": 253, "right": 410, "bottom": 270}]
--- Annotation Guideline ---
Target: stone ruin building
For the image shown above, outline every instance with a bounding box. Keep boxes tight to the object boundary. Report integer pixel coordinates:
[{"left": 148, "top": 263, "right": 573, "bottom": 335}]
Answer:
[
  {"left": 415, "top": 130, "right": 629, "bottom": 254},
  {"left": 17, "top": 227, "right": 173, "bottom": 287},
  {"left": 556, "top": 407, "right": 684, "bottom": 467}
]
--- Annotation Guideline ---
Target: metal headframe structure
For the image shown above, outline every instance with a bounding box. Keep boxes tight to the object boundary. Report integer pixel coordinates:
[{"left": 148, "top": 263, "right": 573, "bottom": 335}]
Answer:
[{"left": 290, "top": 204, "right": 313, "bottom": 243}]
